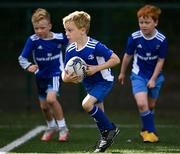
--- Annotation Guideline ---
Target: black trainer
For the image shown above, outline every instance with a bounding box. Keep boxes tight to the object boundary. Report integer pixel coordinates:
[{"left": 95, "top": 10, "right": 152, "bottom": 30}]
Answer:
[{"left": 94, "top": 125, "right": 120, "bottom": 153}]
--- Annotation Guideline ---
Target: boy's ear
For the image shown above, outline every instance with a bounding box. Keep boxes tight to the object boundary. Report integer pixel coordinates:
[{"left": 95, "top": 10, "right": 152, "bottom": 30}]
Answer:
[
  {"left": 81, "top": 27, "right": 87, "bottom": 34},
  {"left": 49, "top": 23, "right": 52, "bottom": 30},
  {"left": 155, "top": 20, "right": 158, "bottom": 27}
]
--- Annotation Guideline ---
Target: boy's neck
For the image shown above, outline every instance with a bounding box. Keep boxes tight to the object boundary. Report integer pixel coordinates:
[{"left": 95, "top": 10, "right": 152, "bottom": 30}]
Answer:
[
  {"left": 41, "top": 32, "right": 53, "bottom": 40},
  {"left": 76, "top": 35, "right": 88, "bottom": 50},
  {"left": 143, "top": 29, "right": 157, "bottom": 38}
]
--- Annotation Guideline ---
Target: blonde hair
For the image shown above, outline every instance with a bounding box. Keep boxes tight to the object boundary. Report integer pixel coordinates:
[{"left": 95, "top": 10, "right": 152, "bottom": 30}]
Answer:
[
  {"left": 31, "top": 8, "right": 51, "bottom": 23},
  {"left": 63, "top": 11, "right": 91, "bottom": 34},
  {"left": 137, "top": 5, "right": 161, "bottom": 22}
]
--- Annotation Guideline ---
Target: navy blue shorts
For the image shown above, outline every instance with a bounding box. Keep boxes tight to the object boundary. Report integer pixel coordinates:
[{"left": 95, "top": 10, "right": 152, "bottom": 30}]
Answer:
[{"left": 35, "top": 76, "right": 61, "bottom": 100}]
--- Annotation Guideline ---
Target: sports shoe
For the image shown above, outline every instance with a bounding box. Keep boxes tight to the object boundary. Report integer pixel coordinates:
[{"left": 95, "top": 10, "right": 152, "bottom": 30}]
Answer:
[
  {"left": 143, "top": 132, "right": 159, "bottom": 143},
  {"left": 140, "top": 131, "right": 159, "bottom": 143},
  {"left": 41, "top": 127, "right": 58, "bottom": 141},
  {"left": 59, "top": 127, "right": 69, "bottom": 142},
  {"left": 94, "top": 125, "right": 120, "bottom": 152},
  {"left": 140, "top": 130, "right": 148, "bottom": 140}
]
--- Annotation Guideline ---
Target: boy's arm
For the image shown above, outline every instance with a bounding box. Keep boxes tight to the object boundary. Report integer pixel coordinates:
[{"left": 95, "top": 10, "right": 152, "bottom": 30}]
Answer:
[
  {"left": 86, "top": 53, "right": 120, "bottom": 76},
  {"left": 18, "top": 56, "right": 38, "bottom": 73},
  {"left": 147, "top": 58, "right": 165, "bottom": 88},
  {"left": 97, "top": 53, "right": 120, "bottom": 70},
  {"left": 18, "top": 56, "right": 32, "bottom": 70},
  {"left": 118, "top": 53, "right": 133, "bottom": 85},
  {"left": 18, "top": 37, "right": 38, "bottom": 73}
]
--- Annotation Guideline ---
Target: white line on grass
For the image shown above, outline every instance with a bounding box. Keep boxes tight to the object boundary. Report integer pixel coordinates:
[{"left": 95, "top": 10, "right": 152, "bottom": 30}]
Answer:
[
  {"left": 0, "top": 124, "right": 179, "bottom": 152},
  {"left": 0, "top": 126, "right": 46, "bottom": 152}
]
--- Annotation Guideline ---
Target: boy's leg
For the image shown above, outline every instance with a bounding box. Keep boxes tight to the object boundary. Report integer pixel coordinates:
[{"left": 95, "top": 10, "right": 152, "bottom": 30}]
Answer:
[
  {"left": 82, "top": 95, "right": 119, "bottom": 152},
  {"left": 134, "top": 92, "right": 156, "bottom": 132},
  {"left": 95, "top": 103, "right": 104, "bottom": 132},
  {"left": 36, "top": 77, "right": 66, "bottom": 141},
  {"left": 131, "top": 73, "right": 158, "bottom": 142},
  {"left": 141, "top": 75, "right": 164, "bottom": 142},
  {"left": 134, "top": 92, "right": 158, "bottom": 142},
  {"left": 39, "top": 99, "right": 58, "bottom": 141},
  {"left": 46, "top": 91, "right": 69, "bottom": 142}
]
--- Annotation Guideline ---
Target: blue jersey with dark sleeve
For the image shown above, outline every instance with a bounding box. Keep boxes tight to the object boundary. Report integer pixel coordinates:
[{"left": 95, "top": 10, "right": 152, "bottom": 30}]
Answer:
[
  {"left": 18, "top": 32, "right": 68, "bottom": 78},
  {"left": 126, "top": 29, "right": 168, "bottom": 79},
  {"left": 64, "top": 37, "right": 114, "bottom": 86}
]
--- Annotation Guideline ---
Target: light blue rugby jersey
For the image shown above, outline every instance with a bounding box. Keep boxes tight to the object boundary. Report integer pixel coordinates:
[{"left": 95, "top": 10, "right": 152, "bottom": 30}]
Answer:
[
  {"left": 126, "top": 29, "right": 168, "bottom": 79},
  {"left": 18, "top": 32, "right": 68, "bottom": 78},
  {"left": 65, "top": 37, "right": 114, "bottom": 85}
]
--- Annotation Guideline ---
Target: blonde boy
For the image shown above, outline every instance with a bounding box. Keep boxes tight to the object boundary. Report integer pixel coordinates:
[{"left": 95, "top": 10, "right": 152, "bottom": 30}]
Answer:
[
  {"left": 19, "top": 8, "right": 69, "bottom": 142},
  {"left": 62, "top": 11, "right": 120, "bottom": 152}
]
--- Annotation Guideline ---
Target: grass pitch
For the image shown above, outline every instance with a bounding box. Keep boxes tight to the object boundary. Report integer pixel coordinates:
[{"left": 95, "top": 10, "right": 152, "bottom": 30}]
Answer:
[{"left": 0, "top": 109, "right": 180, "bottom": 153}]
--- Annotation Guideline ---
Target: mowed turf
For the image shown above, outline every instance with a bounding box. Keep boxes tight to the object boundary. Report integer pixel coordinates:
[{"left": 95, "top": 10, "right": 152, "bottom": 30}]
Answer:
[{"left": 0, "top": 109, "right": 180, "bottom": 153}]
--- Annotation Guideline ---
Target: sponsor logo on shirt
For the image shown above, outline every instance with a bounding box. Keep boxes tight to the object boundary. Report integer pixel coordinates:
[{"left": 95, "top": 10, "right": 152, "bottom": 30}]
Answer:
[
  {"left": 36, "top": 54, "right": 60, "bottom": 61},
  {"left": 137, "top": 53, "right": 158, "bottom": 61}
]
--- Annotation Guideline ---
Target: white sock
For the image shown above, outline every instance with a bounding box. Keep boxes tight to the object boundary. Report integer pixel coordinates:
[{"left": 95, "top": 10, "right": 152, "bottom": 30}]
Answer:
[
  {"left": 56, "top": 118, "right": 66, "bottom": 128},
  {"left": 46, "top": 119, "right": 57, "bottom": 128}
]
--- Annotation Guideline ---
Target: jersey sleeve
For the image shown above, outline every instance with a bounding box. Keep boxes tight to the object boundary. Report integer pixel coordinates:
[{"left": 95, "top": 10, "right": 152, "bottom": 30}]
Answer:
[
  {"left": 56, "top": 33, "right": 69, "bottom": 45},
  {"left": 62, "top": 34, "right": 69, "bottom": 45},
  {"left": 95, "top": 42, "right": 113, "bottom": 61},
  {"left": 18, "top": 37, "right": 34, "bottom": 69},
  {"left": 158, "top": 38, "right": 168, "bottom": 58},
  {"left": 125, "top": 36, "right": 136, "bottom": 55}
]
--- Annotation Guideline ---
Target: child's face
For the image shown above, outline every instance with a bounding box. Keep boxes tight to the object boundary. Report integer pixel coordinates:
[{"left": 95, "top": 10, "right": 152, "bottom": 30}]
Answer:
[
  {"left": 64, "top": 21, "right": 86, "bottom": 43},
  {"left": 138, "top": 16, "right": 158, "bottom": 37},
  {"left": 33, "top": 19, "right": 52, "bottom": 39}
]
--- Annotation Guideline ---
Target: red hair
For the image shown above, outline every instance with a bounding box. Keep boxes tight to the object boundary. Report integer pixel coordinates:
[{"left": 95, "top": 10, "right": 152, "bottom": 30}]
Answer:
[{"left": 137, "top": 5, "right": 161, "bottom": 21}]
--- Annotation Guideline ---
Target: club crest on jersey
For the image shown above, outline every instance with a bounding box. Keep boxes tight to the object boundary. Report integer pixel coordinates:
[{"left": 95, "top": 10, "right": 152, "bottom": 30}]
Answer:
[
  {"left": 88, "top": 54, "right": 94, "bottom": 60},
  {"left": 156, "top": 45, "right": 160, "bottom": 50}
]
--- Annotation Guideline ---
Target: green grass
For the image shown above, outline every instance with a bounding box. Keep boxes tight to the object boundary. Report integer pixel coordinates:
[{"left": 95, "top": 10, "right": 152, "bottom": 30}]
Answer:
[{"left": 0, "top": 110, "right": 180, "bottom": 153}]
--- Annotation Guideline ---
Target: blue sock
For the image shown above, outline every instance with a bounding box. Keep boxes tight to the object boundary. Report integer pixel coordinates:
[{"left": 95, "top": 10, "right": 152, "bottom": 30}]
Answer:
[
  {"left": 89, "top": 106, "right": 113, "bottom": 131},
  {"left": 150, "top": 109, "right": 156, "bottom": 132},
  {"left": 95, "top": 120, "right": 104, "bottom": 133},
  {"left": 140, "top": 110, "right": 155, "bottom": 132}
]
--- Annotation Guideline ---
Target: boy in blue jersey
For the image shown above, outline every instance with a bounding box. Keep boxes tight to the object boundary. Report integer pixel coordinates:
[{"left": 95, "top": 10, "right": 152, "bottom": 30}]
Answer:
[
  {"left": 118, "top": 5, "right": 168, "bottom": 143},
  {"left": 18, "top": 8, "right": 69, "bottom": 142},
  {"left": 62, "top": 11, "right": 120, "bottom": 152}
]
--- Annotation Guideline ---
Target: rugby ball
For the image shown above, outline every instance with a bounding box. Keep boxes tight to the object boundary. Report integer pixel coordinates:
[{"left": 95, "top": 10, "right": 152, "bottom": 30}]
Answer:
[{"left": 63, "top": 56, "right": 87, "bottom": 82}]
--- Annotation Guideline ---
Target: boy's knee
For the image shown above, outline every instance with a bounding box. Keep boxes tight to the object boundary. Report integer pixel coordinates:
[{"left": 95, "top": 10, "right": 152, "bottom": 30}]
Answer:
[
  {"left": 148, "top": 103, "right": 156, "bottom": 110},
  {"left": 137, "top": 102, "right": 148, "bottom": 111},
  {"left": 82, "top": 101, "right": 93, "bottom": 112},
  {"left": 46, "top": 97, "right": 57, "bottom": 105},
  {"left": 40, "top": 103, "right": 49, "bottom": 111}
]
